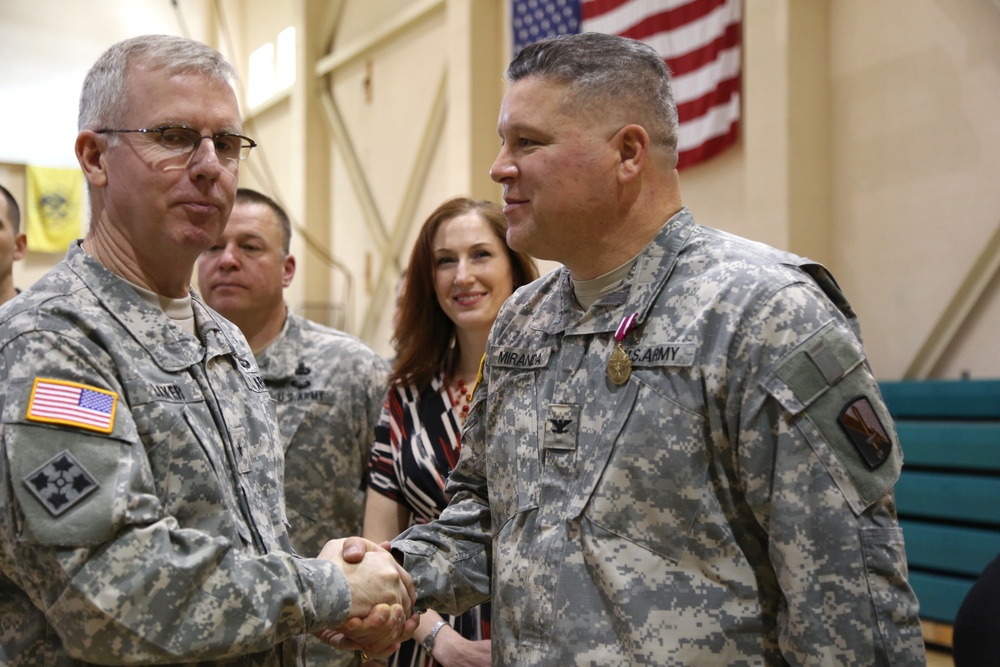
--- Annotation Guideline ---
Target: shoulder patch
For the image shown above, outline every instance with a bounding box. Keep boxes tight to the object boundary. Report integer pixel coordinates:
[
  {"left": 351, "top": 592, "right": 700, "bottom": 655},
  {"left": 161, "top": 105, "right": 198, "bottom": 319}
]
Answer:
[
  {"left": 24, "top": 450, "right": 100, "bottom": 516},
  {"left": 26, "top": 378, "right": 117, "bottom": 434},
  {"left": 839, "top": 396, "right": 892, "bottom": 469}
]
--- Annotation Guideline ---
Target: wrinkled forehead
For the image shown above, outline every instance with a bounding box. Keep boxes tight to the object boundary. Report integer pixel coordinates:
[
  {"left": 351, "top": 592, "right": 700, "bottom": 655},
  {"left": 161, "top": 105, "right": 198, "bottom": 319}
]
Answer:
[
  {"left": 124, "top": 64, "right": 242, "bottom": 128},
  {"left": 499, "top": 76, "right": 568, "bottom": 127},
  {"left": 224, "top": 202, "right": 284, "bottom": 240},
  {"left": 503, "top": 75, "right": 572, "bottom": 107}
]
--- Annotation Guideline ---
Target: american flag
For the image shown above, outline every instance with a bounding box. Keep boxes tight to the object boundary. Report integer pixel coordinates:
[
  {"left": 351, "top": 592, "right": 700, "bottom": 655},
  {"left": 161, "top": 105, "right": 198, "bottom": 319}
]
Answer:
[
  {"left": 27, "top": 379, "right": 117, "bottom": 433},
  {"left": 511, "top": 0, "right": 742, "bottom": 169}
]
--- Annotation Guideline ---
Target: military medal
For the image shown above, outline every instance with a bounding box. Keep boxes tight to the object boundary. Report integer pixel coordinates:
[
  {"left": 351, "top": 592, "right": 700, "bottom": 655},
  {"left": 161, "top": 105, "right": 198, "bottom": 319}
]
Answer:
[{"left": 607, "top": 312, "right": 638, "bottom": 385}]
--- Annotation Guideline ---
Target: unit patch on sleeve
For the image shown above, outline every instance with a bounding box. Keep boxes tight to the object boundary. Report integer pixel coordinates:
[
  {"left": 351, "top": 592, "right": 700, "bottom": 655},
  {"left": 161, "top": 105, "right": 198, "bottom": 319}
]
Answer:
[
  {"left": 838, "top": 396, "right": 892, "bottom": 469},
  {"left": 26, "top": 378, "right": 118, "bottom": 434},
  {"left": 23, "top": 450, "right": 100, "bottom": 516}
]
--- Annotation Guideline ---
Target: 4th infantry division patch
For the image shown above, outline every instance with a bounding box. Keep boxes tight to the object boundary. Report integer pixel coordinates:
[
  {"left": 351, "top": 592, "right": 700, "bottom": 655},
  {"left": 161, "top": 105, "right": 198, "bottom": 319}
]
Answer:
[{"left": 24, "top": 450, "right": 99, "bottom": 516}]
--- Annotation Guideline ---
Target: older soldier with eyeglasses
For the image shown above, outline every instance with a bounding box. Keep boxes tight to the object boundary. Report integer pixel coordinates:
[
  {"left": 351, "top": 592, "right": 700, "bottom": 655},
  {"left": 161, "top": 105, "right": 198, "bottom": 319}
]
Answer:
[{"left": 0, "top": 34, "right": 413, "bottom": 666}]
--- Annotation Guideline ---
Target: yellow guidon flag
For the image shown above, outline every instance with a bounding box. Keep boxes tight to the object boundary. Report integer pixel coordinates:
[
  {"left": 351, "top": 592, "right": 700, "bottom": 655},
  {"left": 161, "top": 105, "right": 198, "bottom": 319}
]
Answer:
[
  {"left": 26, "top": 378, "right": 117, "bottom": 434},
  {"left": 25, "top": 165, "right": 84, "bottom": 253}
]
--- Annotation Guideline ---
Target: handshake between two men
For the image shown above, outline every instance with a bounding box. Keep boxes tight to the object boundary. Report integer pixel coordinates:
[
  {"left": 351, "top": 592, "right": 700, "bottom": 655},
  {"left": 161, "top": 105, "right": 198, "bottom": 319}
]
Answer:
[{"left": 317, "top": 536, "right": 420, "bottom": 660}]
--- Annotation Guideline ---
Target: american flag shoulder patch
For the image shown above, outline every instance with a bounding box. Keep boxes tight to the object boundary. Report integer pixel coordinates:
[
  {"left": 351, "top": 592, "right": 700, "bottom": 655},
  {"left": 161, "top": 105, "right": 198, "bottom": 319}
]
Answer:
[{"left": 26, "top": 378, "right": 118, "bottom": 434}]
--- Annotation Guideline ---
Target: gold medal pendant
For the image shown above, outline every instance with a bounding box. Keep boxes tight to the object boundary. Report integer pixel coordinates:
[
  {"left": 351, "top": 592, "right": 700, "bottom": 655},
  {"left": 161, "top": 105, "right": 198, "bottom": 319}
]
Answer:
[
  {"left": 607, "top": 341, "right": 632, "bottom": 385},
  {"left": 608, "top": 312, "right": 639, "bottom": 386}
]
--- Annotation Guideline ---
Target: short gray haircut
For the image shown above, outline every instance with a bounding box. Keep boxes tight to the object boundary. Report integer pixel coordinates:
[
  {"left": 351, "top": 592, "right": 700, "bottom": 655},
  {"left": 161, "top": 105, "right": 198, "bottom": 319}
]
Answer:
[
  {"left": 78, "top": 34, "right": 238, "bottom": 133},
  {"left": 507, "top": 32, "right": 679, "bottom": 168}
]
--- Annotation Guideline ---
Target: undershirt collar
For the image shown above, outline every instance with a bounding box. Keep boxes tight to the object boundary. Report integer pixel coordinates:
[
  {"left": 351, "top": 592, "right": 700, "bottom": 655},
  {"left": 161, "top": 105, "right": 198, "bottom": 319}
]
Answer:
[
  {"left": 571, "top": 254, "right": 640, "bottom": 311},
  {"left": 129, "top": 283, "right": 197, "bottom": 337}
]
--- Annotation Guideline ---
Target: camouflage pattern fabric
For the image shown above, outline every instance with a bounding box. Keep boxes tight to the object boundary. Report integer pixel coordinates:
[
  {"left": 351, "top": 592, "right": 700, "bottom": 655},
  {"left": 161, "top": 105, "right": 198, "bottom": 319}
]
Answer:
[
  {"left": 394, "top": 208, "right": 926, "bottom": 666},
  {"left": 0, "top": 242, "right": 351, "bottom": 666},
  {"left": 256, "top": 313, "right": 388, "bottom": 666}
]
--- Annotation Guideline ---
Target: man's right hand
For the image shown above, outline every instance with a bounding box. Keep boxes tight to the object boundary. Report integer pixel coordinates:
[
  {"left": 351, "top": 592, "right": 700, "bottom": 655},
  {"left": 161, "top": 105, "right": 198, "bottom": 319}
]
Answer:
[
  {"left": 317, "top": 537, "right": 415, "bottom": 618},
  {"left": 316, "top": 537, "right": 419, "bottom": 657}
]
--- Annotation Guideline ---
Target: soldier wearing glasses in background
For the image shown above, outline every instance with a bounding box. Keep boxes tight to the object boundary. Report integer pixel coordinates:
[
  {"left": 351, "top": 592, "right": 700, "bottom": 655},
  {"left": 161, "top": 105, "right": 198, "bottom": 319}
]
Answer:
[{"left": 0, "top": 34, "right": 414, "bottom": 666}]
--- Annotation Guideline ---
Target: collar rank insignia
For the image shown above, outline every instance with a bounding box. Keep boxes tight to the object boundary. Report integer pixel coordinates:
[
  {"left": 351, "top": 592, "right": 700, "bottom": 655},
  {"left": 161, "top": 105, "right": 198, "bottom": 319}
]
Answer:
[
  {"left": 838, "top": 396, "right": 892, "bottom": 469},
  {"left": 24, "top": 450, "right": 99, "bottom": 516}
]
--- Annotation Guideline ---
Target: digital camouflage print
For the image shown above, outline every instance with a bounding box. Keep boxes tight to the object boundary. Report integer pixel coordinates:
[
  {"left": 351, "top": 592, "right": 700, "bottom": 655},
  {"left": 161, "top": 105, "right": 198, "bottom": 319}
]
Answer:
[
  {"left": 0, "top": 242, "right": 351, "bottom": 666},
  {"left": 255, "top": 312, "right": 388, "bottom": 667},
  {"left": 394, "top": 208, "right": 926, "bottom": 666}
]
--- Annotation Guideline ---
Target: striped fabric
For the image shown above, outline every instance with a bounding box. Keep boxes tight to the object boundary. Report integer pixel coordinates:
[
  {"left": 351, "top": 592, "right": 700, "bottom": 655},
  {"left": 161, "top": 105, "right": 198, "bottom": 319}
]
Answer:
[{"left": 512, "top": 0, "right": 742, "bottom": 169}]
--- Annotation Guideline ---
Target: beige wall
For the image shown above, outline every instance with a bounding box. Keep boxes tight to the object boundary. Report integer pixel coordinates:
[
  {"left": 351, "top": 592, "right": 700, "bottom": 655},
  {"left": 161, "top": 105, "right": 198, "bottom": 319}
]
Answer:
[
  {"left": 0, "top": 0, "right": 215, "bottom": 290},
  {"left": 828, "top": 0, "right": 1000, "bottom": 379},
  {"left": 2, "top": 0, "right": 999, "bottom": 379},
  {"left": 665, "top": 0, "right": 1000, "bottom": 380}
]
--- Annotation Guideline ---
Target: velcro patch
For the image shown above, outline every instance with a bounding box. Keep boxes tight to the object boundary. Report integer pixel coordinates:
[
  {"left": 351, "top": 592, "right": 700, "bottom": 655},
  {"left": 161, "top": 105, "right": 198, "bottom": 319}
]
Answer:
[
  {"left": 493, "top": 346, "right": 551, "bottom": 370},
  {"left": 839, "top": 396, "right": 892, "bottom": 469},
  {"left": 26, "top": 378, "right": 117, "bottom": 434},
  {"left": 544, "top": 403, "right": 579, "bottom": 451},
  {"left": 23, "top": 450, "right": 100, "bottom": 516}
]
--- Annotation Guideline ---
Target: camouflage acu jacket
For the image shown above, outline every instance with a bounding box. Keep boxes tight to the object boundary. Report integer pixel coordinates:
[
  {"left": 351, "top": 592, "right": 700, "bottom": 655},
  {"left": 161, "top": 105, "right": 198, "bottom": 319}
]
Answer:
[
  {"left": 394, "top": 208, "right": 925, "bottom": 666},
  {"left": 0, "top": 243, "right": 350, "bottom": 666},
  {"left": 257, "top": 313, "right": 387, "bottom": 557},
  {"left": 256, "top": 313, "right": 387, "bottom": 667}
]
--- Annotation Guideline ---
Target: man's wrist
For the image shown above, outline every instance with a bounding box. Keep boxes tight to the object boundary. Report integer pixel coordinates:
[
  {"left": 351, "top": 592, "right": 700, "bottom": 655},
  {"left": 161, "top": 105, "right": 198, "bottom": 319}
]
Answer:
[{"left": 420, "top": 620, "right": 448, "bottom": 656}]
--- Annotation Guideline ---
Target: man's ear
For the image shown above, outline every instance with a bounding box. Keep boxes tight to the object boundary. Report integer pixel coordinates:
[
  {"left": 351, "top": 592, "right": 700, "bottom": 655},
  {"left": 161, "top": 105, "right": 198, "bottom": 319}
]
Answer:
[
  {"left": 13, "top": 232, "right": 26, "bottom": 261},
  {"left": 616, "top": 124, "right": 650, "bottom": 183},
  {"left": 282, "top": 253, "right": 296, "bottom": 288},
  {"left": 76, "top": 131, "right": 109, "bottom": 188}
]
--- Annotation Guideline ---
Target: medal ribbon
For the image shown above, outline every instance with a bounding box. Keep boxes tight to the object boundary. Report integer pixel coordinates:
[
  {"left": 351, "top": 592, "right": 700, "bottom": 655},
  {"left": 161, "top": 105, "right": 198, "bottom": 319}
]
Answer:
[{"left": 615, "top": 312, "right": 639, "bottom": 343}]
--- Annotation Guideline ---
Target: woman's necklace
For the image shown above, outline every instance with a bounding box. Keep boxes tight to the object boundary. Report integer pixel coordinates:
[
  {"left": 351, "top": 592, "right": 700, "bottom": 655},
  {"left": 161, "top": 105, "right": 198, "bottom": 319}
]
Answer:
[{"left": 448, "top": 376, "right": 474, "bottom": 422}]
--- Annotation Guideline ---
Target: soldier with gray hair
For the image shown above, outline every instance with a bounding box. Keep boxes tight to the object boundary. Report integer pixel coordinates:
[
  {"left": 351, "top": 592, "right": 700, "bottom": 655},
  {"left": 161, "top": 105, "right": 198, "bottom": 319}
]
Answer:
[
  {"left": 378, "top": 32, "right": 926, "bottom": 665},
  {"left": 0, "top": 34, "right": 412, "bottom": 665}
]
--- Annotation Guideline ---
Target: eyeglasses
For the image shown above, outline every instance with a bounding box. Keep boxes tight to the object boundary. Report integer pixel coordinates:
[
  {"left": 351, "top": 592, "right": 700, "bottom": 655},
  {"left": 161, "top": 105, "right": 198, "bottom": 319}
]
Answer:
[{"left": 96, "top": 126, "right": 257, "bottom": 161}]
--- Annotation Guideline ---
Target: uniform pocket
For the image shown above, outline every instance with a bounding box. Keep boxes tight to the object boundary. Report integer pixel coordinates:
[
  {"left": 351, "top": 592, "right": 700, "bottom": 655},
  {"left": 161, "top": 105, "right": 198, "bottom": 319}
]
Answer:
[
  {"left": 6, "top": 424, "right": 133, "bottom": 546},
  {"left": 584, "top": 372, "right": 709, "bottom": 562},
  {"left": 485, "top": 370, "right": 540, "bottom": 526},
  {"left": 760, "top": 323, "right": 902, "bottom": 515},
  {"left": 859, "top": 526, "right": 920, "bottom": 663}
]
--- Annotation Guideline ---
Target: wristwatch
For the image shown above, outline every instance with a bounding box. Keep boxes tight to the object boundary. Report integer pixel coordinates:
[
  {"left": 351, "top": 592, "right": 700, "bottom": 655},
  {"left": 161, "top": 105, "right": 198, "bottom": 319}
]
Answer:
[{"left": 421, "top": 620, "right": 448, "bottom": 657}]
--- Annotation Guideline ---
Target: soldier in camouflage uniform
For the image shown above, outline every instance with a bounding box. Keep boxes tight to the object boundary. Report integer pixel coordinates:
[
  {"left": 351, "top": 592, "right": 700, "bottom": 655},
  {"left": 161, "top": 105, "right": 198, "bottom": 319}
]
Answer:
[
  {"left": 388, "top": 33, "right": 926, "bottom": 665},
  {"left": 199, "top": 188, "right": 390, "bottom": 666},
  {"left": 0, "top": 35, "right": 412, "bottom": 666},
  {"left": 0, "top": 183, "right": 27, "bottom": 305}
]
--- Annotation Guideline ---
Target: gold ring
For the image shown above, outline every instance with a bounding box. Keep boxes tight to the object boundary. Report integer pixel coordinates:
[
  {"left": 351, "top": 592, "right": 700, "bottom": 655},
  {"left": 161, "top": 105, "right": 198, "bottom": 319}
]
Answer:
[{"left": 355, "top": 649, "right": 371, "bottom": 662}]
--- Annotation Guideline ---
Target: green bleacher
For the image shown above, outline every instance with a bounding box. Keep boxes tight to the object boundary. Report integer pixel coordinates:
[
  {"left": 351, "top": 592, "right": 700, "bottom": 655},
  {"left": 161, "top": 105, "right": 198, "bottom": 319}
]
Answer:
[{"left": 880, "top": 379, "right": 1000, "bottom": 641}]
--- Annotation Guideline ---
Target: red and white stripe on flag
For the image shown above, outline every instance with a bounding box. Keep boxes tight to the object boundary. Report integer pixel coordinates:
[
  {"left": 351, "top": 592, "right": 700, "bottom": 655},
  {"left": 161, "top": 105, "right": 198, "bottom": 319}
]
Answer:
[
  {"left": 26, "top": 378, "right": 118, "bottom": 434},
  {"left": 511, "top": 0, "right": 742, "bottom": 170}
]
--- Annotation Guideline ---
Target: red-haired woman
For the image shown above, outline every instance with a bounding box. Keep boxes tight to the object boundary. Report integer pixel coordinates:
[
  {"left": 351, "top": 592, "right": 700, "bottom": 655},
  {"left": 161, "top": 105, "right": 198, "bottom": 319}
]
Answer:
[{"left": 364, "top": 197, "right": 538, "bottom": 667}]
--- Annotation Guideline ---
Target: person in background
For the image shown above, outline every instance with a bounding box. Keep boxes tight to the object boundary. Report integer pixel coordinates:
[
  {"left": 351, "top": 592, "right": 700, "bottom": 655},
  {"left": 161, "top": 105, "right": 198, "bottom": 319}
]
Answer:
[
  {"left": 953, "top": 552, "right": 1000, "bottom": 667},
  {"left": 363, "top": 197, "right": 538, "bottom": 666},
  {"left": 0, "top": 183, "right": 27, "bottom": 304},
  {"left": 0, "top": 34, "right": 412, "bottom": 666},
  {"left": 199, "top": 187, "right": 390, "bottom": 666},
  {"left": 379, "top": 32, "right": 926, "bottom": 665}
]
